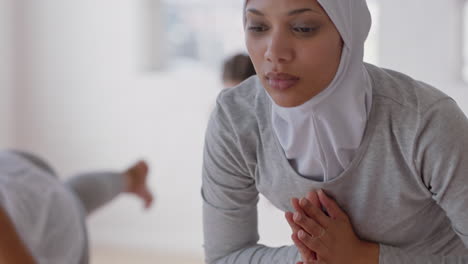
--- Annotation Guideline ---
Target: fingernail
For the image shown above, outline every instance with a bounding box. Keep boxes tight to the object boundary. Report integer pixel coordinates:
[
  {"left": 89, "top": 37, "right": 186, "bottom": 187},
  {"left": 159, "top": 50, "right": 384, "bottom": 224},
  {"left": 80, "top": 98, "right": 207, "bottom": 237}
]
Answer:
[
  {"left": 298, "top": 230, "right": 305, "bottom": 239},
  {"left": 290, "top": 197, "right": 297, "bottom": 205},
  {"left": 294, "top": 212, "right": 302, "bottom": 221},
  {"left": 300, "top": 197, "right": 308, "bottom": 207}
]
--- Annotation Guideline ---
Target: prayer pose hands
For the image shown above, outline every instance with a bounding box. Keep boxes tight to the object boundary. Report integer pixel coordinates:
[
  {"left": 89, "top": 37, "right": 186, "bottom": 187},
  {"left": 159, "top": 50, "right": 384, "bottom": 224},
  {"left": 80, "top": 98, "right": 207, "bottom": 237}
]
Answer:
[{"left": 285, "top": 190, "right": 379, "bottom": 264}]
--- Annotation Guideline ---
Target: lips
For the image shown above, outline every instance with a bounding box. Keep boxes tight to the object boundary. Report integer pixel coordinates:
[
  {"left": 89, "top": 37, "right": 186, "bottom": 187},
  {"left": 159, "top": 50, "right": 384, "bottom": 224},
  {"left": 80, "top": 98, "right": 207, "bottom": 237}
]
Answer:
[{"left": 265, "top": 72, "right": 300, "bottom": 91}]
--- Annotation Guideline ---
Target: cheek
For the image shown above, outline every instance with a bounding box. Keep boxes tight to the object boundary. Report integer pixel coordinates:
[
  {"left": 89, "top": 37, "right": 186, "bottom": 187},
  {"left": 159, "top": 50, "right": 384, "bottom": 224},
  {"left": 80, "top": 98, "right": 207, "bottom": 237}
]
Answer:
[
  {"left": 299, "top": 39, "right": 341, "bottom": 73},
  {"left": 323, "top": 31, "right": 343, "bottom": 64},
  {"left": 246, "top": 37, "right": 265, "bottom": 72}
]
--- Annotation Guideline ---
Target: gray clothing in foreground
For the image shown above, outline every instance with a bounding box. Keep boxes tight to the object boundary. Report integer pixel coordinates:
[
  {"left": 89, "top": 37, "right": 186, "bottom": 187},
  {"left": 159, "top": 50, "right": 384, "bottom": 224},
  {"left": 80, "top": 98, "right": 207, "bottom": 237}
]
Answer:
[
  {"left": 202, "top": 63, "right": 468, "bottom": 264},
  {"left": 66, "top": 171, "right": 125, "bottom": 264},
  {"left": 0, "top": 151, "right": 124, "bottom": 264},
  {"left": 0, "top": 152, "right": 84, "bottom": 264}
]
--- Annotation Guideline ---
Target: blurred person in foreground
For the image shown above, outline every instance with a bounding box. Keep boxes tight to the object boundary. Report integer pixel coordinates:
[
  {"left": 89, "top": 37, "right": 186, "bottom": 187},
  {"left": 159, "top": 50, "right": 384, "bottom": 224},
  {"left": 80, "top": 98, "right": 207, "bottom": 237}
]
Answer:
[{"left": 0, "top": 150, "right": 153, "bottom": 264}]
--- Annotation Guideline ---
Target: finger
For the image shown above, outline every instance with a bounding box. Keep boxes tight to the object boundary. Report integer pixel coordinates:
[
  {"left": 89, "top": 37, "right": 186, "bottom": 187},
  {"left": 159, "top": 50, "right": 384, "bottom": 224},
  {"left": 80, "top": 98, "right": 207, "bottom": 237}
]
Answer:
[
  {"left": 292, "top": 233, "right": 312, "bottom": 262},
  {"left": 287, "top": 212, "right": 317, "bottom": 263},
  {"left": 307, "top": 191, "right": 321, "bottom": 209},
  {"left": 317, "top": 189, "right": 346, "bottom": 220},
  {"left": 285, "top": 212, "right": 301, "bottom": 233},
  {"left": 291, "top": 197, "right": 306, "bottom": 215},
  {"left": 308, "top": 191, "right": 329, "bottom": 219},
  {"left": 299, "top": 197, "right": 330, "bottom": 228},
  {"left": 292, "top": 233, "right": 317, "bottom": 263},
  {"left": 288, "top": 213, "right": 319, "bottom": 264},
  {"left": 298, "top": 229, "right": 328, "bottom": 261},
  {"left": 293, "top": 212, "right": 326, "bottom": 239}
]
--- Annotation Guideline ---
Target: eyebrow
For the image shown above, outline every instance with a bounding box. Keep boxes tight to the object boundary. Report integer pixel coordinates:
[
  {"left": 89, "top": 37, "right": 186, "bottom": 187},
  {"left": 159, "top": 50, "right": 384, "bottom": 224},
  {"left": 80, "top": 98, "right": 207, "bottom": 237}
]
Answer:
[
  {"left": 288, "top": 8, "right": 320, "bottom": 16},
  {"left": 246, "top": 8, "right": 321, "bottom": 17}
]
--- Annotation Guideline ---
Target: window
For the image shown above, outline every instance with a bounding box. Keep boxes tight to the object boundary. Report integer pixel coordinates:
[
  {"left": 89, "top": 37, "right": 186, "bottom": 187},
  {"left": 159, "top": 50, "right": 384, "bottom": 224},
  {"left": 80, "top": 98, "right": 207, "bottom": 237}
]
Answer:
[{"left": 163, "top": 0, "right": 245, "bottom": 69}]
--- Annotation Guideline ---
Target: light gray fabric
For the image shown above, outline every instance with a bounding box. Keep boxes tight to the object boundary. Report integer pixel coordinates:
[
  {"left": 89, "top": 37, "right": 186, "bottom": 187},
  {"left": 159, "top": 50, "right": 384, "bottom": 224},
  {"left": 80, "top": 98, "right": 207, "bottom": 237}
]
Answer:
[
  {"left": 11, "top": 150, "right": 57, "bottom": 177},
  {"left": 64, "top": 171, "right": 124, "bottom": 264},
  {"left": 0, "top": 152, "right": 84, "bottom": 264},
  {"left": 73, "top": 193, "right": 90, "bottom": 264},
  {"left": 66, "top": 171, "right": 126, "bottom": 264},
  {"left": 0, "top": 150, "right": 125, "bottom": 264},
  {"left": 201, "top": 63, "right": 468, "bottom": 263},
  {"left": 66, "top": 171, "right": 125, "bottom": 216}
]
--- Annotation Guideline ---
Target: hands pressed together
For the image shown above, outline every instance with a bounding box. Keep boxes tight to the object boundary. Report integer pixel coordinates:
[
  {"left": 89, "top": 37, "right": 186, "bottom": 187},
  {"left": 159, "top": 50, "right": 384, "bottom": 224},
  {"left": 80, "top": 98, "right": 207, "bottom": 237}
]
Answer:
[{"left": 285, "top": 190, "right": 379, "bottom": 264}]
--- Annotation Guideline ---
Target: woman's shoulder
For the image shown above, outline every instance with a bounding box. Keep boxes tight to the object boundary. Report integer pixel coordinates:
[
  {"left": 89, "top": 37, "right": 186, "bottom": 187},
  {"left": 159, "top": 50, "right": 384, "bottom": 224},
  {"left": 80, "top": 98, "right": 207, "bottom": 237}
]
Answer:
[
  {"left": 216, "top": 75, "right": 264, "bottom": 110},
  {"left": 365, "top": 63, "right": 452, "bottom": 114},
  {"left": 207, "top": 76, "right": 268, "bottom": 148},
  {"left": 213, "top": 75, "right": 268, "bottom": 127}
]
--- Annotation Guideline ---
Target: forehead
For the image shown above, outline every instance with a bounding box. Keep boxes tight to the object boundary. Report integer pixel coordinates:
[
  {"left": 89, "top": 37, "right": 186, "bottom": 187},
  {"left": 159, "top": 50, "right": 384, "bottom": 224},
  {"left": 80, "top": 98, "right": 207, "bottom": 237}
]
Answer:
[{"left": 245, "top": 0, "right": 326, "bottom": 16}]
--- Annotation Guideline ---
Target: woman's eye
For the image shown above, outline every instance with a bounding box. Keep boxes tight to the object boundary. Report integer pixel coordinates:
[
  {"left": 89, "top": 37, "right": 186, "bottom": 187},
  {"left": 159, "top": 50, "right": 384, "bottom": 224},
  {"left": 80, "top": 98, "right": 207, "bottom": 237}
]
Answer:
[
  {"left": 293, "top": 27, "right": 317, "bottom": 33},
  {"left": 247, "top": 25, "right": 268, "bottom": 32}
]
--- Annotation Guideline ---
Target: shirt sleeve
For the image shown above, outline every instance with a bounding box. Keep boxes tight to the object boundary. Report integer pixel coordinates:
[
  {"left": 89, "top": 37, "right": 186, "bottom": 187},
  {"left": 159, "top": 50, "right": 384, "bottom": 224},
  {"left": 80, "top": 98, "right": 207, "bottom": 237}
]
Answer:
[
  {"left": 65, "top": 171, "right": 125, "bottom": 215},
  {"left": 379, "top": 245, "right": 468, "bottom": 264},
  {"left": 202, "top": 103, "right": 301, "bottom": 264},
  {"left": 0, "top": 168, "right": 85, "bottom": 264},
  {"left": 380, "top": 98, "right": 468, "bottom": 263}
]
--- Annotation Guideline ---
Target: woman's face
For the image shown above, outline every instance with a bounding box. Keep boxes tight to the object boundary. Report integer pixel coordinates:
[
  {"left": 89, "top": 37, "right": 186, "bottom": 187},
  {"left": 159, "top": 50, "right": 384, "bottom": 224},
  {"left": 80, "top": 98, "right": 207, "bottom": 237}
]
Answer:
[{"left": 245, "top": 0, "right": 343, "bottom": 107}]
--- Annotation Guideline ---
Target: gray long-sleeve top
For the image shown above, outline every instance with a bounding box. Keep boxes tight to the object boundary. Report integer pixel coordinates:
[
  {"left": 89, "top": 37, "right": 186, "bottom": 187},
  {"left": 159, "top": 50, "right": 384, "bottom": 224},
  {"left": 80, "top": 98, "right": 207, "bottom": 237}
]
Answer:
[
  {"left": 0, "top": 151, "right": 125, "bottom": 264},
  {"left": 66, "top": 170, "right": 125, "bottom": 264},
  {"left": 201, "top": 63, "right": 468, "bottom": 263}
]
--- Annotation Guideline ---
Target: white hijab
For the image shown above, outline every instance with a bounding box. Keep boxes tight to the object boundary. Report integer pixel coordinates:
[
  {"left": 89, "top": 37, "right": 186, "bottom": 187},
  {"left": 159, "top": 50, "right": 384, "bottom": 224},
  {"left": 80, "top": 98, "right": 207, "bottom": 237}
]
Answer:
[{"left": 245, "top": 0, "right": 373, "bottom": 181}]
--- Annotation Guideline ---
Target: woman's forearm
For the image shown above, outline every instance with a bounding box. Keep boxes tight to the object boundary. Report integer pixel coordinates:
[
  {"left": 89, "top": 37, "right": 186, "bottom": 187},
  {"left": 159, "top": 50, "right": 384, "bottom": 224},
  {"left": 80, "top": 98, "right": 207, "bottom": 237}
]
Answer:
[
  {"left": 209, "top": 244, "right": 301, "bottom": 264},
  {"left": 65, "top": 171, "right": 125, "bottom": 215},
  {"left": 380, "top": 244, "right": 468, "bottom": 264}
]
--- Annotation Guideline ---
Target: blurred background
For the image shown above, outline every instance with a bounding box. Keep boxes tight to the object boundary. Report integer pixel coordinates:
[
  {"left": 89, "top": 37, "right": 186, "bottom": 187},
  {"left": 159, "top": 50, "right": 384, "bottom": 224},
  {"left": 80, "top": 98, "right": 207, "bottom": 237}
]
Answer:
[{"left": 0, "top": 0, "right": 466, "bottom": 263}]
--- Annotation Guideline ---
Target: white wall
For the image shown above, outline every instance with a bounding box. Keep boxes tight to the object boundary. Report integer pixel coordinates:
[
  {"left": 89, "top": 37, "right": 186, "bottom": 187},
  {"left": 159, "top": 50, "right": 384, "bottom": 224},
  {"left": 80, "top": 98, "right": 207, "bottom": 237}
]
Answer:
[
  {"left": 11, "top": 0, "right": 217, "bottom": 256},
  {"left": 379, "top": 0, "right": 468, "bottom": 112},
  {"left": 0, "top": 0, "right": 13, "bottom": 148}
]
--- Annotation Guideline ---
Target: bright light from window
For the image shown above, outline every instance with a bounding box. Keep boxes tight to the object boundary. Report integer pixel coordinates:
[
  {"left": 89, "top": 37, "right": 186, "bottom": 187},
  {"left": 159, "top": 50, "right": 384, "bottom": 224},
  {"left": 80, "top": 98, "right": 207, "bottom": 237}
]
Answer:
[{"left": 163, "top": 0, "right": 245, "bottom": 69}]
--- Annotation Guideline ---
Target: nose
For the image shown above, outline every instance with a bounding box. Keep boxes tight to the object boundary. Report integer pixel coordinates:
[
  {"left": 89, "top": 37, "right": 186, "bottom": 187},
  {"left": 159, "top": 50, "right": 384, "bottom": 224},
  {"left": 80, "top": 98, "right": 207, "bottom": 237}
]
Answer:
[{"left": 264, "top": 30, "right": 294, "bottom": 64}]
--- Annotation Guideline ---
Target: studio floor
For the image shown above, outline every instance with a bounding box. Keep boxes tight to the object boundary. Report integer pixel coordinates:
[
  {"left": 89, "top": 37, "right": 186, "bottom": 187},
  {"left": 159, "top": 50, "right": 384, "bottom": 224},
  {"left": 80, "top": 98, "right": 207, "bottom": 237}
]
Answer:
[{"left": 91, "top": 246, "right": 204, "bottom": 264}]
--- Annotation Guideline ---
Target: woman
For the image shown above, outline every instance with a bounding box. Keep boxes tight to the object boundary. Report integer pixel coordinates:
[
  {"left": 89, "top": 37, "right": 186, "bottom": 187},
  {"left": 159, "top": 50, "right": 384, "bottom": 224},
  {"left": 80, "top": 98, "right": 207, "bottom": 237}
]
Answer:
[{"left": 201, "top": 0, "right": 468, "bottom": 263}]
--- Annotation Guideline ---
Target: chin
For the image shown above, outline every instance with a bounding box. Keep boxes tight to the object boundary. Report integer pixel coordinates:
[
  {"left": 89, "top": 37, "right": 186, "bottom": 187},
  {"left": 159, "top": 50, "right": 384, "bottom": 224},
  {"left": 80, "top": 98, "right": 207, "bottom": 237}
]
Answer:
[
  {"left": 263, "top": 83, "right": 309, "bottom": 108},
  {"left": 270, "top": 95, "right": 303, "bottom": 108}
]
